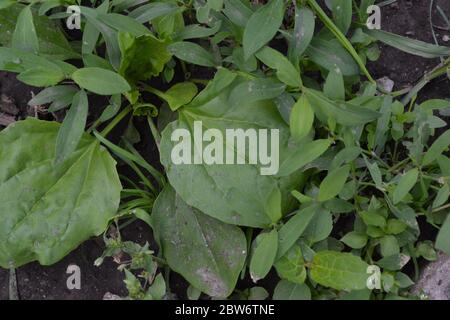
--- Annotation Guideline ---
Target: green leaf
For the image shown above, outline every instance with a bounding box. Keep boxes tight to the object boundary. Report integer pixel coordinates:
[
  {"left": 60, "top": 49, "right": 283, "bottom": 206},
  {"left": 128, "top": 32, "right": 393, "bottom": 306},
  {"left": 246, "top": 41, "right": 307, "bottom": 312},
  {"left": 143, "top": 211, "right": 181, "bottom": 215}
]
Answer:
[
  {"left": 436, "top": 214, "right": 450, "bottom": 253},
  {"left": 156, "top": 82, "right": 198, "bottom": 111},
  {"left": 366, "top": 29, "right": 450, "bottom": 58},
  {"left": 98, "top": 13, "right": 151, "bottom": 37},
  {"left": 304, "top": 89, "right": 380, "bottom": 126},
  {"left": 255, "top": 46, "right": 301, "bottom": 87},
  {"left": 423, "top": 130, "right": 450, "bottom": 166},
  {"left": 17, "top": 66, "right": 64, "bottom": 87},
  {"left": 318, "top": 165, "right": 351, "bottom": 202},
  {"left": 28, "top": 85, "right": 78, "bottom": 107},
  {"left": 277, "top": 204, "right": 317, "bottom": 259},
  {"left": 229, "top": 78, "right": 286, "bottom": 106},
  {"left": 432, "top": 184, "right": 449, "bottom": 209},
  {"left": 303, "top": 207, "right": 333, "bottom": 243},
  {"left": 151, "top": 186, "right": 247, "bottom": 297},
  {"left": 277, "top": 139, "right": 332, "bottom": 177},
  {"left": 242, "top": 0, "right": 284, "bottom": 60},
  {"left": 0, "top": 118, "right": 121, "bottom": 268},
  {"left": 289, "top": 94, "right": 314, "bottom": 142},
  {"left": 55, "top": 90, "right": 89, "bottom": 164},
  {"left": 324, "top": 66, "right": 345, "bottom": 101},
  {"left": 147, "top": 273, "right": 166, "bottom": 300},
  {"left": 0, "top": 4, "right": 78, "bottom": 60},
  {"left": 168, "top": 41, "right": 216, "bottom": 67},
  {"left": 306, "top": 38, "right": 359, "bottom": 76},
  {"left": 11, "top": 5, "right": 39, "bottom": 54},
  {"left": 250, "top": 229, "right": 278, "bottom": 282},
  {"left": 275, "top": 245, "right": 306, "bottom": 284},
  {"left": 118, "top": 32, "right": 171, "bottom": 83},
  {"left": 379, "top": 235, "right": 400, "bottom": 257},
  {"left": 392, "top": 168, "right": 419, "bottom": 204},
  {"left": 360, "top": 211, "right": 386, "bottom": 228},
  {"left": 265, "top": 186, "right": 282, "bottom": 223},
  {"left": 331, "top": 0, "right": 352, "bottom": 34},
  {"left": 160, "top": 75, "right": 303, "bottom": 227},
  {"left": 310, "top": 251, "right": 369, "bottom": 291},
  {"left": 288, "top": 6, "right": 315, "bottom": 65},
  {"left": 129, "top": 2, "right": 181, "bottom": 23},
  {"left": 273, "top": 280, "right": 311, "bottom": 300},
  {"left": 341, "top": 231, "right": 368, "bottom": 249},
  {"left": 72, "top": 67, "right": 131, "bottom": 95}
]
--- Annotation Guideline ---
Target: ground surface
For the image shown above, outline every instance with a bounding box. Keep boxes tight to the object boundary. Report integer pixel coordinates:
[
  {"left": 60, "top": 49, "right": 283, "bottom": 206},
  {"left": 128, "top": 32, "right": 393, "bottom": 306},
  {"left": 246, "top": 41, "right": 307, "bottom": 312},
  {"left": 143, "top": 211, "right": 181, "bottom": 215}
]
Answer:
[{"left": 0, "top": 0, "right": 450, "bottom": 299}]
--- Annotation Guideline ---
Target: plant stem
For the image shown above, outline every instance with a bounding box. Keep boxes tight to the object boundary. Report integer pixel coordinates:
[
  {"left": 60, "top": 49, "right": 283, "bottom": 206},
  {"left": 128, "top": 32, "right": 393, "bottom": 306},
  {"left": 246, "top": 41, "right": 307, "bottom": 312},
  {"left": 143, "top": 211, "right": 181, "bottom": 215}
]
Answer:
[
  {"left": 100, "top": 105, "right": 132, "bottom": 137},
  {"left": 147, "top": 116, "right": 161, "bottom": 151}
]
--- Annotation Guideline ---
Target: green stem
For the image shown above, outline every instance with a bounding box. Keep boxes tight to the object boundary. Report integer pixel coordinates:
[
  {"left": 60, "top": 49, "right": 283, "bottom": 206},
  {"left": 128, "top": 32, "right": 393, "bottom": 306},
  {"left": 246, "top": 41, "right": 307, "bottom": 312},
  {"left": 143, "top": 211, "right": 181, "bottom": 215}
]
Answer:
[
  {"left": 306, "top": 0, "right": 375, "bottom": 83},
  {"left": 147, "top": 116, "right": 161, "bottom": 151},
  {"left": 100, "top": 105, "right": 133, "bottom": 137}
]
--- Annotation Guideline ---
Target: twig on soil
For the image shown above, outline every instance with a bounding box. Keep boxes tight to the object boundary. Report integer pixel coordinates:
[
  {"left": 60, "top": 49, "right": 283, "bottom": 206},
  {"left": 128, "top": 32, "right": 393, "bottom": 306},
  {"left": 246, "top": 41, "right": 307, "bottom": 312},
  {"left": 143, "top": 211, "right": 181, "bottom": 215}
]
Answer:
[{"left": 9, "top": 268, "right": 19, "bottom": 300}]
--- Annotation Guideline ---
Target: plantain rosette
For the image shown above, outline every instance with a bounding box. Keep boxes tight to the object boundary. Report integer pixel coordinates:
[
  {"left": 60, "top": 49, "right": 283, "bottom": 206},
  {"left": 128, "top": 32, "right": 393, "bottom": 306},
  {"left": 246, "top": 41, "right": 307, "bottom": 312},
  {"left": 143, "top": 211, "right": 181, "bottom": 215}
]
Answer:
[
  {"left": 159, "top": 69, "right": 306, "bottom": 228},
  {"left": 0, "top": 118, "right": 121, "bottom": 268}
]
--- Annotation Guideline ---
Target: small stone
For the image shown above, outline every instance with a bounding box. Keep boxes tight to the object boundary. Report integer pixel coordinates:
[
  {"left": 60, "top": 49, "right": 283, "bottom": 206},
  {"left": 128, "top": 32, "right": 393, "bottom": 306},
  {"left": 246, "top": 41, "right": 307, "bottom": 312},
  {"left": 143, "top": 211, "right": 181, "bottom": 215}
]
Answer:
[
  {"left": 443, "top": 35, "right": 450, "bottom": 42},
  {"left": 412, "top": 253, "right": 450, "bottom": 300},
  {"left": 103, "top": 292, "right": 123, "bottom": 300},
  {"left": 376, "top": 76, "right": 395, "bottom": 93}
]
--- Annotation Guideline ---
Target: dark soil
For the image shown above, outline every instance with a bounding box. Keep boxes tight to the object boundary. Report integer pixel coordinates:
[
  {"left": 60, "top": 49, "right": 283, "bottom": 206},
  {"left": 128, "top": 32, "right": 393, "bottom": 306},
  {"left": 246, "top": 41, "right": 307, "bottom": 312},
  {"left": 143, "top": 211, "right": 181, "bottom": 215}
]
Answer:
[{"left": 0, "top": 0, "right": 450, "bottom": 300}]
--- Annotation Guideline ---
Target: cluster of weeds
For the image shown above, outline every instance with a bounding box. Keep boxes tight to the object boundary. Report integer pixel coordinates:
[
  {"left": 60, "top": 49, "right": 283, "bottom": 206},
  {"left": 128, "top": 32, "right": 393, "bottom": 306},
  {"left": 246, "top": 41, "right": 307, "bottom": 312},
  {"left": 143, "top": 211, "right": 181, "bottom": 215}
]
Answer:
[{"left": 0, "top": 0, "right": 449, "bottom": 300}]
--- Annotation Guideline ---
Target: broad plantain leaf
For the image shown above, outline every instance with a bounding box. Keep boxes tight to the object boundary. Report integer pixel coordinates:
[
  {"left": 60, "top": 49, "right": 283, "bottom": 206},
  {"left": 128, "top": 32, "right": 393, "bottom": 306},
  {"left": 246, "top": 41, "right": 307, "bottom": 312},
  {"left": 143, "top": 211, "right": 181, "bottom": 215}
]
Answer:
[
  {"left": 160, "top": 73, "right": 304, "bottom": 227},
  {"left": 151, "top": 185, "right": 247, "bottom": 297},
  {"left": 0, "top": 118, "right": 121, "bottom": 268}
]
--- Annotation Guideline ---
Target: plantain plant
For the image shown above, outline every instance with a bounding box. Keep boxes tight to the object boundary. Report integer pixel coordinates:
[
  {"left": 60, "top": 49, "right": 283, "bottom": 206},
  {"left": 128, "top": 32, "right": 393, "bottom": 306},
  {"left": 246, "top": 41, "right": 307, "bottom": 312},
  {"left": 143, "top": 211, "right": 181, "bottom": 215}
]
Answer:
[{"left": 0, "top": 0, "right": 449, "bottom": 300}]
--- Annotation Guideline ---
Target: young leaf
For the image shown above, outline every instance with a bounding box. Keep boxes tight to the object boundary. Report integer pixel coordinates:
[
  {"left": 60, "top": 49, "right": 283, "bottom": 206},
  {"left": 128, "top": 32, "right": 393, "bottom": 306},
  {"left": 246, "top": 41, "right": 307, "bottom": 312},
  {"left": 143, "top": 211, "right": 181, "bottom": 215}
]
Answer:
[
  {"left": 55, "top": 90, "right": 89, "bottom": 164},
  {"left": 72, "top": 67, "right": 131, "bottom": 95},
  {"left": 168, "top": 41, "right": 216, "bottom": 67},
  {"left": 250, "top": 229, "right": 278, "bottom": 282},
  {"left": 255, "top": 46, "right": 301, "bottom": 87},
  {"left": 289, "top": 94, "right": 314, "bottom": 142},
  {"left": 151, "top": 186, "right": 247, "bottom": 297},
  {"left": 118, "top": 32, "right": 171, "bottom": 83},
  {"left": 0, "top": 118, "right": 121, "bottom": 268},
  {"left": 318, "top": 165, "right": 351, "bottom": 202},
  {"left": 243, "top": 0, "right": 284, "bottom": 60},
  {"left": 310, "top": 251, "right": 369, "bottom": 291},
  {"left": 11, "top": 5, "right": 39, "bottom": 54},
  {"left": 392, "top": 168, "right": 419, "bottom": 204}
]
